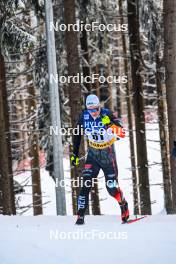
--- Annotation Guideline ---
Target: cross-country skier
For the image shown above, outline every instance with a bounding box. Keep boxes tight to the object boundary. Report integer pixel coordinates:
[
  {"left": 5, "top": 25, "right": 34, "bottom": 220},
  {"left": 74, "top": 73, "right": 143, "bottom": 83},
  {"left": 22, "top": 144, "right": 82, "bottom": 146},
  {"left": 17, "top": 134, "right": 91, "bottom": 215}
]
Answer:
[{"left": 70, "top": 94, "right": 129, "bottom": 225}]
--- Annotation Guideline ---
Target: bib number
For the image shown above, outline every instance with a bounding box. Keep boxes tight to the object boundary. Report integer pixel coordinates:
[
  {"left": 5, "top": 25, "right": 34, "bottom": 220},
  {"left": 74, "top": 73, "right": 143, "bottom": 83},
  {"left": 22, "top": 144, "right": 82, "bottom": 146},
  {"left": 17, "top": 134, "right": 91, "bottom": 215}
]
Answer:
[{"left": 92, "top": 131, "right": 104, "bottom": 141}]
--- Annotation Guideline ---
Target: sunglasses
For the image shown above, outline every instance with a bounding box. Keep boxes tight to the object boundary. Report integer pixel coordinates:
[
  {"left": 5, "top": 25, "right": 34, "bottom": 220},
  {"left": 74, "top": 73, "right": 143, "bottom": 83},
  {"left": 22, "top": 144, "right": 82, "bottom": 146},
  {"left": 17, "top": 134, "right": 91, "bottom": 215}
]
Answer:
[{"left": 88, "top": 107, "right": 100, "bottom": 113}]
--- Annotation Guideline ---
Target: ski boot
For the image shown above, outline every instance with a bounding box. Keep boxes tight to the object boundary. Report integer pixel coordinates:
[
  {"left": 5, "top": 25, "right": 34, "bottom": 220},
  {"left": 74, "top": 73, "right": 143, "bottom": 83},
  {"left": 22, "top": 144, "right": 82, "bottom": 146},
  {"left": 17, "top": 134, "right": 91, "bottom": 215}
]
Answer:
[
  {"left": 120, "top": 200, "right": 129, "bottom": 223},
  {"left": 75, "top": 215, "right": 85, "bottom": 225}
]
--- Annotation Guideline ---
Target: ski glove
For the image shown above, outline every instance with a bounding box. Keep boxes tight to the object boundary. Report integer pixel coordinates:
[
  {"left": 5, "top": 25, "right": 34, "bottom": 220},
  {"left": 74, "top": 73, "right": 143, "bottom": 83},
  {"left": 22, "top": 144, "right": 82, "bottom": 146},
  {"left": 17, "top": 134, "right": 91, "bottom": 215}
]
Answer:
[
  {"left": 171, "top": 140, "right": 176, "bottom": 159},
  {"left": 70, "top": 154, "right": 79, "bottom": 166},
  {"left": 101, "top": 115, "right": 111, "bottom": 125}
]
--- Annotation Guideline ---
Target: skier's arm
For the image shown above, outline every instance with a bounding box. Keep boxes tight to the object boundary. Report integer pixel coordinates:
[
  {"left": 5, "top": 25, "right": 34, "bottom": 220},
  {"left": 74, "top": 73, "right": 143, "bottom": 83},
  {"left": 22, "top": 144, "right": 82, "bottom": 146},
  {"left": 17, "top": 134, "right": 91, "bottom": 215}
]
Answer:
[
  {"left": 108, "top": 111, "right": 123, "bottom": 128},
  {"left": 101, "top": 110, "right": 123, "bottom": 127},
  {"left": 101, "top": 110, "right": 125, "bottom": 138}
]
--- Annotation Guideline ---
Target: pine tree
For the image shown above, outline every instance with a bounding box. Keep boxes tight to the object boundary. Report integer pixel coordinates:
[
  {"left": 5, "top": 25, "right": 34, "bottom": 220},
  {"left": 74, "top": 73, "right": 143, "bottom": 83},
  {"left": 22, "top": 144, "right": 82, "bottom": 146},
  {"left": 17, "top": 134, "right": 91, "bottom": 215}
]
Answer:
[
  {"left": 128, "top": 0, "right": 151, "bottom": 215},
  {"left": 164, "top": 0, "right": 176, "bottom": 213},
  {"left": 156, "top": 54, "right": 173, "bottom": 213},
  {"left": 119, "top": 0, "right": 139, "bottom": 215},
  {"left": 0, "top": 51, "right": 16, "bottom": 215},
  {"left": 63, "top": 0, "right": 85, "bottom": 214}
]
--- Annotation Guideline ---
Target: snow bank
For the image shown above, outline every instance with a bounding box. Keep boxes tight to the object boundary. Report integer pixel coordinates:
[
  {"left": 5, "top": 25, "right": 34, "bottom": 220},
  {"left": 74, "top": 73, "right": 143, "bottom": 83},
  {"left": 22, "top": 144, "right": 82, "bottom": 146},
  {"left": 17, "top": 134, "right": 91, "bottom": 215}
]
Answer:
[{"left": 0, "top": 215, "right": 176, "bottom": 264}]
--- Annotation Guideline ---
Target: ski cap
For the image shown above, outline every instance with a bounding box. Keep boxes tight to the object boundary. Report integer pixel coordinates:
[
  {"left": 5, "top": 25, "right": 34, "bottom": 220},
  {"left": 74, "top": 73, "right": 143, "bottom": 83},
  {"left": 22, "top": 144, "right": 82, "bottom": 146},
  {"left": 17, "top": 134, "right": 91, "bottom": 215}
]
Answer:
[{"left": 86, "top": 94, "right": 100, "bottom": 108}]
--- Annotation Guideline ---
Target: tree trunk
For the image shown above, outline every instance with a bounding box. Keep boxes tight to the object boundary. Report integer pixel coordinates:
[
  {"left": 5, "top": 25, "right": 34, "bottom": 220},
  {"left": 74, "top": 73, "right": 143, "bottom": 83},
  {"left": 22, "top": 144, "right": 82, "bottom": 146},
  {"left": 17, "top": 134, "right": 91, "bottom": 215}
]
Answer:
[
  {"left": 106, "top": 59, "right": 113, "bottom": 111},
  {"left": 80, "top": 28, "right": 92, "bottom": 93},
  {"left": 0, "top": 52, "right": 16, "bottom": 215},
  {"left": 119, "top": 0, "right": 139, "bottom": 215},
  {"left": 26, "top": 10, "right": 43, "bottom": 215},
  {"left": 156, "top": 54, "right": 173, "bottom": 213},
  {"left": 99, "top": 63, "right": 113, "bottom": 109},
  {"left": 27, "top": 53, "right": 43, "bottom": 215},
  {"left": 88, "top": 64, "right": 102, "bottom": 215},
  {"left": 164, "top": 0, "right": 176, "bottom": 213},
  {"left": 128, "top": 0, "right": 151, "bottom": 215},
  {"left": 94, "top": 65, "right": 100, "bottom": 98},
  {"left": 91, "top": 183, "right": 101, "bottom": 215},
  {"left": 63, "top": 0, "right": 85, "bottom": 214},
  {"left": 80, "top": 22, "right": 101, "bottom": 215}
]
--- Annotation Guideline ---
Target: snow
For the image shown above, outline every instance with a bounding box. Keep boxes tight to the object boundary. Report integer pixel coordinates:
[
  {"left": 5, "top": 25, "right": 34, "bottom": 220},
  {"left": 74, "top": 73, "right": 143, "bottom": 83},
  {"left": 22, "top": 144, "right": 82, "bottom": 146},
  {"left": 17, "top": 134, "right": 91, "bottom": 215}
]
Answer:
[{"left": 0, "top": 215, "right": 176, "bottom": 264}]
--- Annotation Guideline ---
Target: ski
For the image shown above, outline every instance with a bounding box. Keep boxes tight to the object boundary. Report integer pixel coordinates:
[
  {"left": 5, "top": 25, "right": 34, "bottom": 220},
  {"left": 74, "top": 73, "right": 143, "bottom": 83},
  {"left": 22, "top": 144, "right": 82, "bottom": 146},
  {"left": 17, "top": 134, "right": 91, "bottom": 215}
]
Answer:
[{"left": 122, "top": 216, "right": 147, "bottom": 224}]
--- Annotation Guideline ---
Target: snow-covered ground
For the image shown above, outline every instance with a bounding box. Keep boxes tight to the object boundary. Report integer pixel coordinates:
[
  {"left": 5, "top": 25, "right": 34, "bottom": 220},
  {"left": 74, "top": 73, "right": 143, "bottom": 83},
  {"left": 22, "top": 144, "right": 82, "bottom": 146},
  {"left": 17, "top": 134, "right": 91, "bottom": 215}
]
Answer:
[{"left": 0, "top": 215, "right": 176, "bottom": 264}]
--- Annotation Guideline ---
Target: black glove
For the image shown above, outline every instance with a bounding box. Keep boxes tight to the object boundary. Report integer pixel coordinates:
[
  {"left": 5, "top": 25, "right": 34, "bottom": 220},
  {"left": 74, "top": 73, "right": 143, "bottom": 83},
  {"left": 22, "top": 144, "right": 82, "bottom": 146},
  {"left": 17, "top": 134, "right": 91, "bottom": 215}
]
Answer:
[{"left": 70, "top": 154, "right": 79, "bottom": 166}]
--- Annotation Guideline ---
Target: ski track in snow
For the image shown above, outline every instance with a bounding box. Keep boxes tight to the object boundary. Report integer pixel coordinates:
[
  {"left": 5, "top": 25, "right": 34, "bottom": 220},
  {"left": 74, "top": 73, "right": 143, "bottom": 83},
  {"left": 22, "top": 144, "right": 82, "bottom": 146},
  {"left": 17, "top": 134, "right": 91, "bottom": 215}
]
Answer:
[{"left": 0, "top": 215, "right": 176, "bottom": 264}]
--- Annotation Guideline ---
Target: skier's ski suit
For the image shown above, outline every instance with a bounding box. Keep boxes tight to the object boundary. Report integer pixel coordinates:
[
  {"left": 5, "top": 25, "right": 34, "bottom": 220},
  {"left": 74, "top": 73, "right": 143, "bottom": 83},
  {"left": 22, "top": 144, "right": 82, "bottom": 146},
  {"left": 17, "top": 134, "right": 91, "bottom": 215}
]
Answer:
[{"left": 72, "top": 108, "right": 128, "bottom": 219}]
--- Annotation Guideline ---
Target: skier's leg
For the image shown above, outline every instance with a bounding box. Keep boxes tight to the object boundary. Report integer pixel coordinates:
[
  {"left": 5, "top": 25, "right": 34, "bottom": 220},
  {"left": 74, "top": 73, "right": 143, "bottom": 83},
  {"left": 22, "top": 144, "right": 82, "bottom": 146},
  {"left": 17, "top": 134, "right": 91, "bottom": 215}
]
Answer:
[
  {"left": 100, "top": 146, "right": 129, "bottom": 221},
  {"left": 105, "top": 173, "right": 129, "bottom": 222},
  {"left": 76, "top": 150, "right": 100, "bottom": 224}
]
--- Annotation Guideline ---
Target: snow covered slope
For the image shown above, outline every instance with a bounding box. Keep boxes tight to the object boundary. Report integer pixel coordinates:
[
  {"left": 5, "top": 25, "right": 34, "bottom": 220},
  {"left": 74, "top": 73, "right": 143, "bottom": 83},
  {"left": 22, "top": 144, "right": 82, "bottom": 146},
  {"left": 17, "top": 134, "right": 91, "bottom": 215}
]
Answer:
[{"left": 0, "top": 215, "right": 176, "bottom": 264}]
